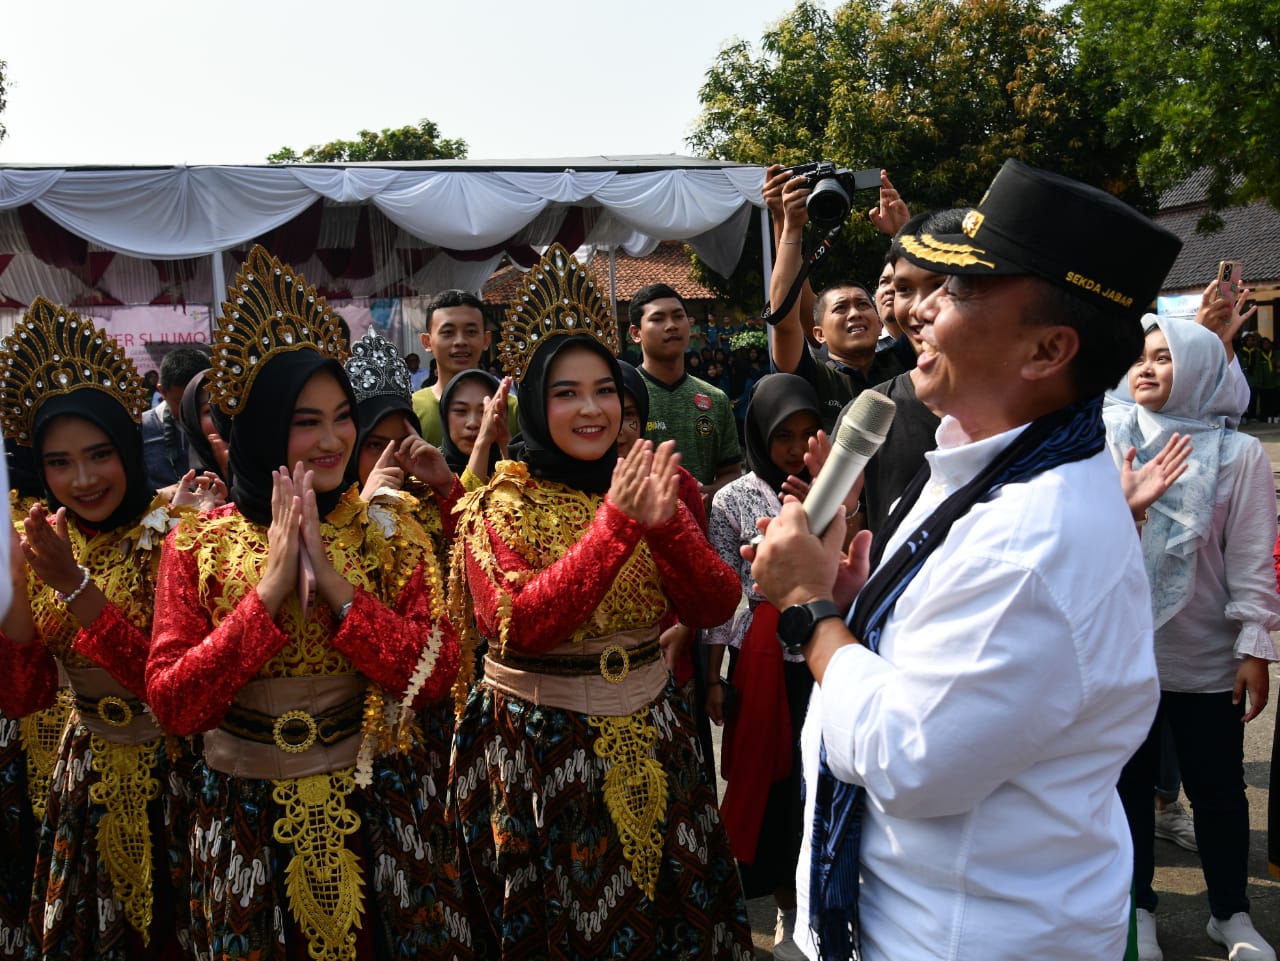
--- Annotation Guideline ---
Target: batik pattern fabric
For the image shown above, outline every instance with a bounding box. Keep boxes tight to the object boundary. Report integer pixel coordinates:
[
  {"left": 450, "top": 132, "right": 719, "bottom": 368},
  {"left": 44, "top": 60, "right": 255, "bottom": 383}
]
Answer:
[
  {"left": 0, "top": 493, "right": 193, "bottom": 961},
  {"left": 4, "top": 490, "right": 73, "bottom": 825},
  {"left": 0, "top": 709, "right": 37, "bottom": 961},
  {"left": 146, "top": 487, "right": 468, "bottom": 961},
  {"left": 0, "top": 493, "right": 68, "bottom": 961},
  {"left": 448, "top": 461, "right": 753, "bottom": 961}
]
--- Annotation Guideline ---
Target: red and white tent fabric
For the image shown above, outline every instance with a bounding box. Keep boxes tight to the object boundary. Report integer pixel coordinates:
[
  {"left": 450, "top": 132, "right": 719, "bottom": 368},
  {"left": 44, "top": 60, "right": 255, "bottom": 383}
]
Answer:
[{"left": 0, "top": 157, "right": 766, "bottom": 313}]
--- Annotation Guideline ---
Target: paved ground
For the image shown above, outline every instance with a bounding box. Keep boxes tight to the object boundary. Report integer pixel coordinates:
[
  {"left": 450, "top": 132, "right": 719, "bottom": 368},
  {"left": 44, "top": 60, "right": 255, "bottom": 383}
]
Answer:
[{"left": 718, "top": 419, "right": 1280, "bottom": 959}]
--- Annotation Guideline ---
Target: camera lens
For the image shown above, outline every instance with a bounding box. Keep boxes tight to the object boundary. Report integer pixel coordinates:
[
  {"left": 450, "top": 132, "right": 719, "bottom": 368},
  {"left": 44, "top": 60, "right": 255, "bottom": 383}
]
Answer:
[{"left": 807, "top": 179, "right": 851, "bottom": 227}]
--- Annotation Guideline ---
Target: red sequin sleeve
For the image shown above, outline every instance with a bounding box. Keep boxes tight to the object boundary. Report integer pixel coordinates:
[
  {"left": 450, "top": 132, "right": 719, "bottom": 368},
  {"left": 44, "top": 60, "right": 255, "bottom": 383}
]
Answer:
[
  {"left": 0, "top": 633, "right": 57, "bottom": 717},
  {"left": 465, "top": 497, "right": 644, "bottom": 655},
  {"left": 645, "top": 500, "right": 741, "bottom": 629},
  {"left": 328, "top": 563, "right": 459, "bottom": 707},
  {"left": 146, "top": 528, "right": 293, "bottom": 736},
  {"left": 677, "top": 466, "right": 708, "bottom": 534},
  {"left": 435, "top": 477, "right": 463, "bottom": 542},
  {"left": 72, "top": 603, "right": 156, "bottom": 698}
]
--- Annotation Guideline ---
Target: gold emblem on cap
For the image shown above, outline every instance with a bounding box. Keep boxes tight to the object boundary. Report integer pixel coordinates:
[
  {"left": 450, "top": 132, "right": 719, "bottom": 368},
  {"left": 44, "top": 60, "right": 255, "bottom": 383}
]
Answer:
[
  {"left": 962, "top": 211, "right": 984, "bottom": 238},
  {"left": 898, "top": 232, "right": 996, "bottom": 270}
]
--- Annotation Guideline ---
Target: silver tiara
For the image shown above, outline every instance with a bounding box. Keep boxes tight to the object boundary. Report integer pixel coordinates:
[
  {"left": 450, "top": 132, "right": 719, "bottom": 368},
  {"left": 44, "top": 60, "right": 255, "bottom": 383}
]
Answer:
[{"left": 344, "top": 328, "right": 412, "bottom": 405}]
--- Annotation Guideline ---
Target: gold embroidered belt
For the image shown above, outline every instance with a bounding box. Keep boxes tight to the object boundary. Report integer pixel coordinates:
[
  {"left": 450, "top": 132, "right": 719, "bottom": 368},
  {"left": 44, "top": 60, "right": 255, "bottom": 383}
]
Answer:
[
  {"left": 202, "top": 675, "right": 367, "bottom": 780},
  {"left": 62, "top": 665, "right": 163, "bottom": 745},
  {"left": 487, "top": 638, "right": 661, "bottom": 676},
  {"left": 482, "top": 626, "right": 667, "bottom": 716}
]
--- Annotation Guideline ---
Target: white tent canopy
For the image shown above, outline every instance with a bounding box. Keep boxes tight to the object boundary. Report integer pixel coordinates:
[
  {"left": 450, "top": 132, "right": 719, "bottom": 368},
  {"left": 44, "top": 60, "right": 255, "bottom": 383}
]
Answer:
[{"left": 0, "top": 156, "right": 767, "bottom": 310}]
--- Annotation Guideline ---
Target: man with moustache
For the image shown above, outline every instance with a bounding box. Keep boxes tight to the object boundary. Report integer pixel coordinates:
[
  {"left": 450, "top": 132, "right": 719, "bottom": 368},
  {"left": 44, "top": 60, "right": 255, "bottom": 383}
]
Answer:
[{"left": 751, "top": 160, "right": 1180, "bottom": 961}]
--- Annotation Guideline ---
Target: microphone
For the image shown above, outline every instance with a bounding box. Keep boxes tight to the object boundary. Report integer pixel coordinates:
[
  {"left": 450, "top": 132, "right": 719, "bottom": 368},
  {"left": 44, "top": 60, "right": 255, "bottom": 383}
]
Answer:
[{"left": 800, "top": 390, "right": 896, "bottom": 535}]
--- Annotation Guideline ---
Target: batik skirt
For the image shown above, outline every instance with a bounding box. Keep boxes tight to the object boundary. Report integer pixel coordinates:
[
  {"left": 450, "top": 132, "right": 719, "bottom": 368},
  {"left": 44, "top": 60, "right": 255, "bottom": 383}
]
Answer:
[
  {"left": 186, "top": 732, "right": 475, "bottom": 961},
  {"left": 0, "top": 711, "right": 37, "bottom": 960},
  {"left": 451, "top": 680, "right": 754, "bottom": 961},
  {"left": 26, "top": 721, "right": 192, "bottom": 961}
]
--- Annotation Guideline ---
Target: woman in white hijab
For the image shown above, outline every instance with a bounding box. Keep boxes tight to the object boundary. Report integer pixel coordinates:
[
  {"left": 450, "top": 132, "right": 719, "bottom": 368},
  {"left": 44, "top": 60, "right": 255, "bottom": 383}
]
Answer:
[{"left": 1108, "top": 315, "right": 1280, "bottom": 961}]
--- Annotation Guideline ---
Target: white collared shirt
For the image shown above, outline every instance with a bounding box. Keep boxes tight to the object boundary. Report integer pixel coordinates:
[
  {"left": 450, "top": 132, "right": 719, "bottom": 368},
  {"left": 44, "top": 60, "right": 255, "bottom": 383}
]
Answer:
[{"left": 795, "top": 415, "right": 1159, "bottom": 961}]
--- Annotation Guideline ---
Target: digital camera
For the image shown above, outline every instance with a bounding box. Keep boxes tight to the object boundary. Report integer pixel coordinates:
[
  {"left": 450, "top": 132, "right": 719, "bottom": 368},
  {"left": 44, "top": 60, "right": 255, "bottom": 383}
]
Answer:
[{"left": 788, "top": 161, "right": 882, "bottom": 228}]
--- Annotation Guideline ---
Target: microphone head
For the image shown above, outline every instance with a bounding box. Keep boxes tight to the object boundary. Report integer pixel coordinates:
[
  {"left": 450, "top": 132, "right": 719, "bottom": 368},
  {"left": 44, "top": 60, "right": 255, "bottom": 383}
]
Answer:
[{"left": 832, "top": 390, "right": 897, "bottom": 452}]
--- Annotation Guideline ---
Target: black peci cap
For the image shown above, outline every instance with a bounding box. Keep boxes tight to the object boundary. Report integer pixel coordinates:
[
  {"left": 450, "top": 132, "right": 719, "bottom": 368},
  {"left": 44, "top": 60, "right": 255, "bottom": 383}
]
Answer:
[{"left": 894, "top": 159, "right": 1182, "bottom": 320}]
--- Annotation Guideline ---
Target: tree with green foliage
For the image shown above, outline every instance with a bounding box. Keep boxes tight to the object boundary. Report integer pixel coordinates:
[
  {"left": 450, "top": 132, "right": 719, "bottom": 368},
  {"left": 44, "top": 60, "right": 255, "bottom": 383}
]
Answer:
[
  {"left": 1072, "top": 0, "right": 1280, "bottom": 218},
  {"left": 267, "top": 118, "right": 467, "bottom": 164},
  {"left": 689, "top": 0, "right": 1144, "bottom": 305}
]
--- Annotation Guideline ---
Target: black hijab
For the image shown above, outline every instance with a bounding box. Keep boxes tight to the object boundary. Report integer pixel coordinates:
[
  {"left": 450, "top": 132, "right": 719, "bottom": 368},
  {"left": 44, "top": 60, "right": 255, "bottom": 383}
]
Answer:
[
  {"left": 6, "top": 435, "right": 43, "bottom": 500},
  {"left": 440, "top": 369, "right": 501, "bottom": 477},
  {"left": 176, "top": 369, "right": 232, "bottom": 482},
  {"left": 355, "top": 394, "right": 417, "bottom": 460},
  {"left": 617, "top": 361, "right": 650, "bottom": 438},
  {"left": 227, "top": 348, "right": 359, "bottom": 525},
  {"left": 32, "top": 391, "right": 156, "bottom": 532},
  {"left": 518, "top": 336, "right": 621, "bottom": 494},
  {"left": 743, "top": 372, "right": 821, "bottom": 495}
]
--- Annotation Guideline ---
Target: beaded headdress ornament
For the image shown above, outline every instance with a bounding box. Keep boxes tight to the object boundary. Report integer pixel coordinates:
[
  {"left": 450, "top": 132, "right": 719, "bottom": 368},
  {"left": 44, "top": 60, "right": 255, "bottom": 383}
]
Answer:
[
  {"left": 208, "top": 244, "right": 349, "bottom": 415},
  {"left": 344, "top": 328, "right": 412, "bottom": 405},
  {"left": 498, "top": 243, "right": 620, "bottom": 383},
  {"left": 0, "top": 297, "right": 149, "bottom": 446}
]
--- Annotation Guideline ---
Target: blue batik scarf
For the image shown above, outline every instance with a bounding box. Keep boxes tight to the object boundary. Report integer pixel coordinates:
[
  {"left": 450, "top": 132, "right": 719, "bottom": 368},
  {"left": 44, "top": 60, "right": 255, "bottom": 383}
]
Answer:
[{"left": 808, "top": 395, "right": 1107, "bottom": 961}]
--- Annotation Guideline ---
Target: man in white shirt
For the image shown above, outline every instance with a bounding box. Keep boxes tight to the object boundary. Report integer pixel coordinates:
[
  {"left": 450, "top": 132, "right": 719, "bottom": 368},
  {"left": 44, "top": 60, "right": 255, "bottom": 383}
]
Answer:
[{"left": 750, "top": 160, "right": 1182, "bottom": 961}]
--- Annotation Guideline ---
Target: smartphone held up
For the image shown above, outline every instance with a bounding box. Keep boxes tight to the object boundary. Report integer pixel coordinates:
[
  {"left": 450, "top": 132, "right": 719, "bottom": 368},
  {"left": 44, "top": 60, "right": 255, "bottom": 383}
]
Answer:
[{"left": 1216, "top": 259, "right": 1244, "bottom": 303}]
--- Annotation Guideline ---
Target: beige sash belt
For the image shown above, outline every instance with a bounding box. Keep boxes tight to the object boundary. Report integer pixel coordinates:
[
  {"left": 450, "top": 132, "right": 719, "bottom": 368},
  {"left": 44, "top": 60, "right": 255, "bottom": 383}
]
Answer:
[
  {"left": 482, "top": 626, "right": 668, "bottom": 716},
  {"left": 202, "top": 675, "right": 367, "bottom": 780},
  {"left": 62, "top": 665, "right": 163, "bottom": 745}
]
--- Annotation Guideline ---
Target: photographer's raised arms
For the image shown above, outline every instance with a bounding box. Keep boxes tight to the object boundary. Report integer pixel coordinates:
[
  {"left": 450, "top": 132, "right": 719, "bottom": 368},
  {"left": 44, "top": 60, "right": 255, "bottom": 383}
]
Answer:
[{"left": 763, "top": 164, "right": 909, "bottom": 435}]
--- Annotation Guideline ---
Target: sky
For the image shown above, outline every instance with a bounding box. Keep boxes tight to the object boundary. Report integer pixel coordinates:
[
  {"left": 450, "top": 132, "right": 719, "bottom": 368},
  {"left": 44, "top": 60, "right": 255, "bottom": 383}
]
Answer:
[{"left": 0, "top": 0, "right": 820, "bottom": 166}]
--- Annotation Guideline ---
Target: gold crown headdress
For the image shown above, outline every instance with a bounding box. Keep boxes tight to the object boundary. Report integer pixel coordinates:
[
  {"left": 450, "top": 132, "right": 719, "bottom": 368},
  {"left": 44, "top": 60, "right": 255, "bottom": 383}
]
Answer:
[
  {"left": 498, "top": 243, "right": 620, "bottom": 383},
  {"left": 0, "top": 297, "right": 149, "bottom": 446},
  {"left": 209, "top": 244, "right": 349, "bottom": 414}
]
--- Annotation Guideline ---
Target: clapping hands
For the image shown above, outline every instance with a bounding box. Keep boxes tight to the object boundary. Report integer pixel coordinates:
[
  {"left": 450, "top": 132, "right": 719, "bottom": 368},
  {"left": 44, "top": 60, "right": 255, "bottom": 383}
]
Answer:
[{"left": 608, "top": 439, "right": 681, "bottom": 528}]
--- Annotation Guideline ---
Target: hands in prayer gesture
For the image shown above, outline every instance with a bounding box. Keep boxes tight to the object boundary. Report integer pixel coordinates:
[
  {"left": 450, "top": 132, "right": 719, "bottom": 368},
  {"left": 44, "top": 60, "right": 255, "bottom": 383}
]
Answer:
[{"left": 259, "top": 462, "right": 355, "bottom": 620}]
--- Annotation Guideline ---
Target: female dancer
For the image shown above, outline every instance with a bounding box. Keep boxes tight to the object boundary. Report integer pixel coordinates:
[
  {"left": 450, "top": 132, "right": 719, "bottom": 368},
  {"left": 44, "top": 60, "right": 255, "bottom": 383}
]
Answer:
[
  {"left": 1109, "top": 316, "right": 1280, "bottom": 961},
  {"left": 0, "top": 298, "right": 193, "bottom": 959},
  {"left": 440, "top": 368, "right": 505, "bottom": 480},
  {"left": 0, "top": 441, "right": 72, "bottom": 959},
  {"left": 448, "top": 245, "right": 754, "bottom": 960},
  {"left": 146, "top": 246, "right": 467, "bottom": 961}
]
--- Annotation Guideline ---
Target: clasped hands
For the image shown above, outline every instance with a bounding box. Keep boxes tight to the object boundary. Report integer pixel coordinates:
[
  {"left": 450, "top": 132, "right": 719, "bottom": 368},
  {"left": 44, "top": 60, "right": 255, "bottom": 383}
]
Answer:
[{"left": 257, "top": 462, "right": 355, "bottom": 620}]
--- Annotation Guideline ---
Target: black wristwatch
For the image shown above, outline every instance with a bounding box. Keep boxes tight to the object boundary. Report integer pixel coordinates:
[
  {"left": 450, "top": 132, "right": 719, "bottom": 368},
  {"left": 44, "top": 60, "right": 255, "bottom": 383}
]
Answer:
[{"left": 777, "top": 599, "right": 842, "bottom": 656}]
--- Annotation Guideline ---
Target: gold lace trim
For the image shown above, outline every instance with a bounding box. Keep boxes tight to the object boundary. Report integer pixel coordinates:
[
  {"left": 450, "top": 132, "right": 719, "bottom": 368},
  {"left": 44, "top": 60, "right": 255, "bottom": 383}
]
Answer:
[
  {"left": 589, "top": 711, "right": 668, "bottom": 900},
  {"left": 173, "top": 488, "right": 434, "bottom": 678},
  {"left": 449, "top": 462, "right": 669, "bottom": 711},
  {"left": 29, "top": 492, "right": 173, "bottom": 665},
  {"left": 87, "top": 735, "right": 161, "bottom": 941},
  {"left": 272, "top": 772, "right": 365, "bottom": 961},
  {"left": 19, "top": 689, "right": 73, "bottom": 818}
]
